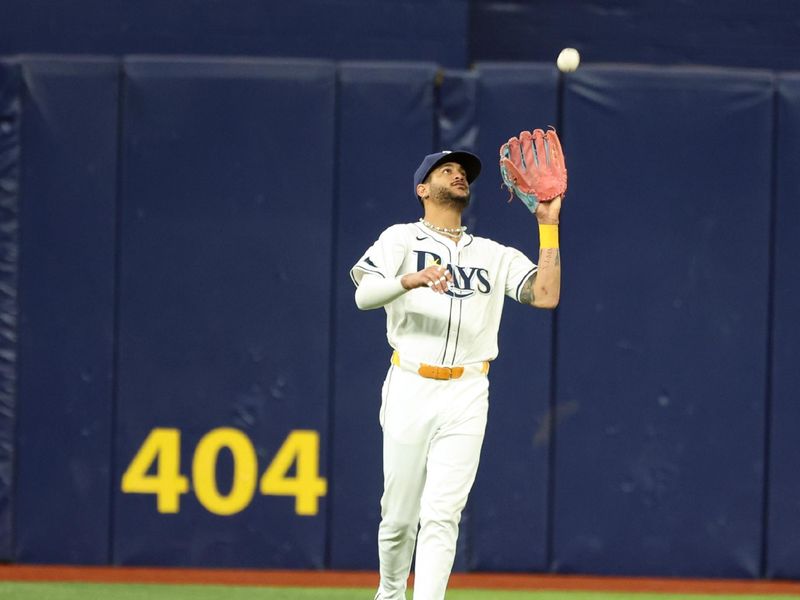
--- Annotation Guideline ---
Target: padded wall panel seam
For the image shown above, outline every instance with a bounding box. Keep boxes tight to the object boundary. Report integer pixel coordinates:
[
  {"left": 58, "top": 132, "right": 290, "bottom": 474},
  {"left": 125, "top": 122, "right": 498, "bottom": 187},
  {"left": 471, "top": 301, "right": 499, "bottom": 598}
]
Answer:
[
  {"left": 766, "top": 73, "right": 800, "bottom": 579},
  {"left": 0, "top": 59, "right": 20, "bottom": 561}
]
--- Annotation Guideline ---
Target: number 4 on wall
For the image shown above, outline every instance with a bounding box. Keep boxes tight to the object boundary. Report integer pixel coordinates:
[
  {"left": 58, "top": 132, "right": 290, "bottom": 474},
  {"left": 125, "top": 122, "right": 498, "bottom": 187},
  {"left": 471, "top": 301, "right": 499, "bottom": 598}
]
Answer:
[{"left": 121, "top": 428, "right": 328, "bottom": 517}]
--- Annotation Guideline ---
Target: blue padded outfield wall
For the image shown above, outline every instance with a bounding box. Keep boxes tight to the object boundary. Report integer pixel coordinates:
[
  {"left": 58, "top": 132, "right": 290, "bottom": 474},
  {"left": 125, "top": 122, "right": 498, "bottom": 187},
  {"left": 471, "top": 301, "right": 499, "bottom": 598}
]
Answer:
[
  {"left": 768, "top": 73, "right": 800, "bottom": 580},
  {"left": 3, "top": 54, "right": 800, "bottom": 580},
  {"left": 113, "top": 58, "right": 335, "bottom": 567},
  {"left": 2, "top": 1, "right": 800, "bottom": 72},
  {"left": 554, "top": 67, "right": 773, "bottom": 578},
  {"left": 15, "top": 57, "right": 119, "bottom": 564}
]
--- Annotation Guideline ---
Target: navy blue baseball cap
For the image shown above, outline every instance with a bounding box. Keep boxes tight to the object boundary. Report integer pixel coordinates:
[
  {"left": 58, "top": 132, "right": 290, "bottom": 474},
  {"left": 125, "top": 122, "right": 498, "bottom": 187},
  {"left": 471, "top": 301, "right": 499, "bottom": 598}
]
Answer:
[{"left": 413, "top": 150, "right": 482, "bottom": 200}]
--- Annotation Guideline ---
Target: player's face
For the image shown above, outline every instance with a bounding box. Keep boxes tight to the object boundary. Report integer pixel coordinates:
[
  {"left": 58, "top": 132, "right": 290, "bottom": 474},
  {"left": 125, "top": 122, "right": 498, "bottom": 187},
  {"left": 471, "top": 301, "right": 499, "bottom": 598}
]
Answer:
[{"left": 426, "top": 162, "right": 471, "bottom": 207}]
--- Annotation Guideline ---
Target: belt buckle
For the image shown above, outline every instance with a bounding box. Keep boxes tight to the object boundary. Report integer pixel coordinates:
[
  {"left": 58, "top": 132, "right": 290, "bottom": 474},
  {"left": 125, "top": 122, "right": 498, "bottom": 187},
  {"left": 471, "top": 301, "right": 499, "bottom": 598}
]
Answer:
[
  {"left": 418, "top": 363, "right": 462, "bottom": 380},
  {"left": 435, "top": 366, "right": 453, "bottom": 380}
]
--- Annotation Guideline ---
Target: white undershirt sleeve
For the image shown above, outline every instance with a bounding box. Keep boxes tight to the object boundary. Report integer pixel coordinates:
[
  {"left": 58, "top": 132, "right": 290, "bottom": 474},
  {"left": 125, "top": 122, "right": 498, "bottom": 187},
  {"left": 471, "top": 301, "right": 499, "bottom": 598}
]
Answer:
[{"left": 355, "top": 274, "right": 407, "bottom": 310}]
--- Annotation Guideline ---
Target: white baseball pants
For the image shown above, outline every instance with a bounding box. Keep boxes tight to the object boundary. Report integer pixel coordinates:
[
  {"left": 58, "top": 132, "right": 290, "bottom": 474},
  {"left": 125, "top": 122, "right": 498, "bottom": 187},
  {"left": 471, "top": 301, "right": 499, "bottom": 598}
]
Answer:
[{"left": 374, "top": 365, "right": 489, "bottom": 600}]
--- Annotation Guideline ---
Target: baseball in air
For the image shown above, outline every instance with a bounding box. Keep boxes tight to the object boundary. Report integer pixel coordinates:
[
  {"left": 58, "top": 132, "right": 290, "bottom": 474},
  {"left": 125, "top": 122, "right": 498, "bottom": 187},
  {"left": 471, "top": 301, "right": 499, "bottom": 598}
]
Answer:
[{"left": 557, "top": 48, "right": 580, "bottom": 72}]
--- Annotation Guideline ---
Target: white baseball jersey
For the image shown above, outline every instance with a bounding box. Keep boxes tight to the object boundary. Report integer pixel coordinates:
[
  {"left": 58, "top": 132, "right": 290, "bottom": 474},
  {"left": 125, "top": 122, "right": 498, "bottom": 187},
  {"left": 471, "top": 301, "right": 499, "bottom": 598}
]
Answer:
[{"left": 350, "top": 221, "right": 537, "bottom": 366}]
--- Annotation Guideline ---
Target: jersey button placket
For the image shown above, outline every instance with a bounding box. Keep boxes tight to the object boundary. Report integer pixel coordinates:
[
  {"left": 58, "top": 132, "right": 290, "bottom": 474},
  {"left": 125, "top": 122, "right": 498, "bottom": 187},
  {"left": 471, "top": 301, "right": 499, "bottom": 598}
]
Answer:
[{"left": 443, "top": 249, "right": 462, "bottom": 366}]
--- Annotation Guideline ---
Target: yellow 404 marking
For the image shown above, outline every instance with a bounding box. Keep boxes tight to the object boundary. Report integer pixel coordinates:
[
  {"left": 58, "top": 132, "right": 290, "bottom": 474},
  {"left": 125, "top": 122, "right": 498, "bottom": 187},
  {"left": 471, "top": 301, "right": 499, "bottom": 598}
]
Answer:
[{"left": 121, "top": 428, "right": 327, "bottom": 517}]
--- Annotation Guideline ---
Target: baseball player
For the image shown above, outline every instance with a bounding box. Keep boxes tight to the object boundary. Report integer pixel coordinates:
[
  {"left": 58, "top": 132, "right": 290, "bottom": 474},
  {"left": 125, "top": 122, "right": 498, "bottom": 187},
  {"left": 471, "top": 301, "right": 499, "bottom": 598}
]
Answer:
[{"left": 350, "top": 129, "right": 566, "bottom": 600}]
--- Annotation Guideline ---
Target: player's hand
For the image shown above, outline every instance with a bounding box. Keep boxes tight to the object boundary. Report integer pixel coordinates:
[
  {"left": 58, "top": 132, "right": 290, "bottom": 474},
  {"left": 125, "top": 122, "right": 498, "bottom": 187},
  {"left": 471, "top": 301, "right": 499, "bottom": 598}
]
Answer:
[
  {"left": 536, "top": 193, "right": 562, "bottom": 225},
  {"left": 401, "top": 265, "right": 453, "bottom": 294}
]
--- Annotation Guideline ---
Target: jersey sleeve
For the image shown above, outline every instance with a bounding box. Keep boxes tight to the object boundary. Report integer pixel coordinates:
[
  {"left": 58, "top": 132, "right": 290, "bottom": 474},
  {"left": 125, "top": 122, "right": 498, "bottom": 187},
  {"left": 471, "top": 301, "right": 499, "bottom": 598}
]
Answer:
[
  {"left": 503, "top": 246, "right": 538, "bottom": 302},
  {"left": 350, "top": 225, "right": 409, "bottom": 287}
]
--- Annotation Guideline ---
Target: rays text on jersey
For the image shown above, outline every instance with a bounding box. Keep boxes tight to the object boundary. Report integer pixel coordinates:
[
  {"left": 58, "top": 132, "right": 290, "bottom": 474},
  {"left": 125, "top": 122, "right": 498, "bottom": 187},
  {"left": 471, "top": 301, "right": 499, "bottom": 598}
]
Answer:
[{"left": 414, "top": 250, "right": 491, "bottom": 299}]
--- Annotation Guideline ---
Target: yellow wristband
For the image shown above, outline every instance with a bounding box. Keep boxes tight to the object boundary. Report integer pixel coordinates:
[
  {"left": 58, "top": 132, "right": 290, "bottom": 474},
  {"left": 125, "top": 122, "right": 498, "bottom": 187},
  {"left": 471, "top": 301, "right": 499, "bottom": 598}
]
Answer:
[{"left": 538, "top": 223, "right": 559, "bottom": 249}]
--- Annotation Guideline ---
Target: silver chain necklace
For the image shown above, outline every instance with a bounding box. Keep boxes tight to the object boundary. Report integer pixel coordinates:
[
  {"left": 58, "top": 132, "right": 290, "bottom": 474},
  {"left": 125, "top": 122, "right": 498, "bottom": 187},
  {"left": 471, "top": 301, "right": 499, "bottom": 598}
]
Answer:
[{"left": 419, "top": 218, "right": 467, "bottom": 236}]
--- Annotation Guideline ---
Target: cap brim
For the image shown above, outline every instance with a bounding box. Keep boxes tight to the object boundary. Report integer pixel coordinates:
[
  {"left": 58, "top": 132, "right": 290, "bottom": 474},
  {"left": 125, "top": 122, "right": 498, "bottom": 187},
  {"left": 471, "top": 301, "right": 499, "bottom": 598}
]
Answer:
[{"left": 426, "top": 151, "right": 482, "bottom": 184}]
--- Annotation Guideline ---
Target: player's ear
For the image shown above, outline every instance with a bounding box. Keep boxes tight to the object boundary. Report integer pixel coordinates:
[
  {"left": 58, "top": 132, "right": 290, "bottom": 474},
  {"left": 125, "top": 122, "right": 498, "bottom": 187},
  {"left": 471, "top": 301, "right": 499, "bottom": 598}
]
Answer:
[{"left": 416, "top": 183, "right": 428, "bottom": 199}]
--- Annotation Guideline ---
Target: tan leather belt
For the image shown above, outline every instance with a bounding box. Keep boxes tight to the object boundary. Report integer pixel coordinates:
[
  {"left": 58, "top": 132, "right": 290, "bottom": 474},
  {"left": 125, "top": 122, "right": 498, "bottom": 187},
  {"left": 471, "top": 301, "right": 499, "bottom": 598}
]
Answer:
[{"left": 391, "top": 351, "right": 489, "bottom": 381}]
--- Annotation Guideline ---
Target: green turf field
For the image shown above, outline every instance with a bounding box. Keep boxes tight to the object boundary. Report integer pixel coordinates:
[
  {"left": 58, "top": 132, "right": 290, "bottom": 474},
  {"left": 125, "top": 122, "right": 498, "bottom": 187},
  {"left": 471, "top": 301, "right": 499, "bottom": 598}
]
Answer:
[{"left": 1, "top": 582, "right": 799, "bottom": 600}]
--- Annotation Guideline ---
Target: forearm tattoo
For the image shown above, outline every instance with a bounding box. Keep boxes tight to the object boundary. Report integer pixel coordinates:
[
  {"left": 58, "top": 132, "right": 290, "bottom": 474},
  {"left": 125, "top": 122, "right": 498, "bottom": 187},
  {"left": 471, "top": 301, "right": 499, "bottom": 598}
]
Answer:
[
  {"left": 520, "top": 248, "right": 561, "bottom": 306},
  {"left": 539, "top": 247, "right": 560, "bottom": 270},
  {"left": 519, "top": 274, "right": 536, "bottom": 305}
]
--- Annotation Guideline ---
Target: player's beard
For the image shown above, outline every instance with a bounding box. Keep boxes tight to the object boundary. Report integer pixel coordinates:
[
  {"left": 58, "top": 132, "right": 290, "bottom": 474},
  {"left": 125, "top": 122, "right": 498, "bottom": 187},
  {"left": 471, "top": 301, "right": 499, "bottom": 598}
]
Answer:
[{"left": 430, "top": 184, "right": 471, "bottom": 209}]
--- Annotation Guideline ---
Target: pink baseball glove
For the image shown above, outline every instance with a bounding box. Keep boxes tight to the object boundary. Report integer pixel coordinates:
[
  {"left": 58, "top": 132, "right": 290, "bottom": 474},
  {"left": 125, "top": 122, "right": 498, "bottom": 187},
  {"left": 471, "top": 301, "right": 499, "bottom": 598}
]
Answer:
[{"left": 499, "top": 128, "right": 567, "bottom": 213}]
